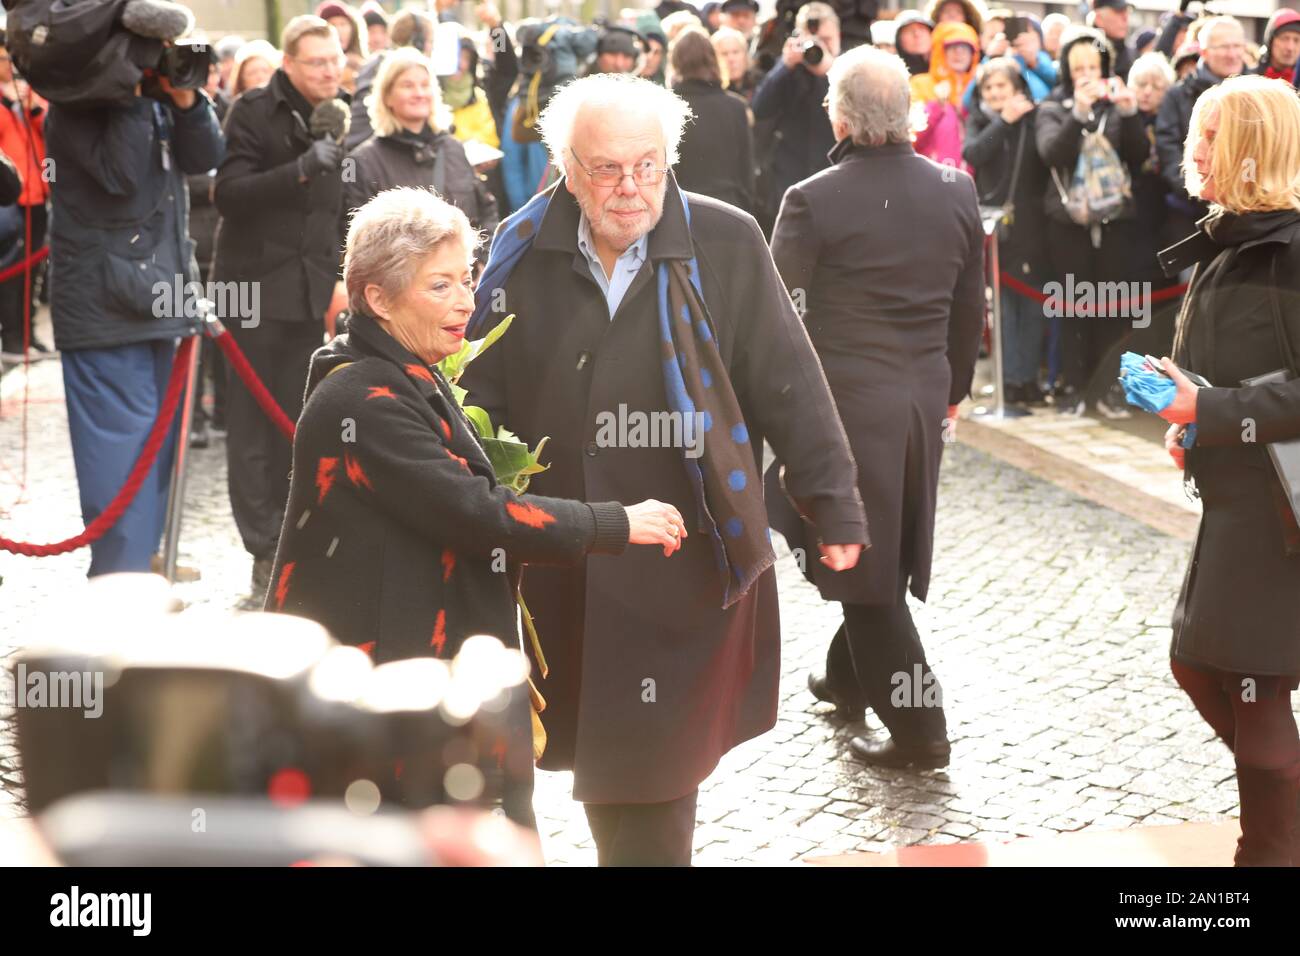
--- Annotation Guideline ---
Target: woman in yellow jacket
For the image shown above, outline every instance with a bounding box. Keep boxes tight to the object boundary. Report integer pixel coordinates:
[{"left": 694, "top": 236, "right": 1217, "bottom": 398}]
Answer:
[{"left": 442, "top": 37, "right": 500, "bottom": 150}]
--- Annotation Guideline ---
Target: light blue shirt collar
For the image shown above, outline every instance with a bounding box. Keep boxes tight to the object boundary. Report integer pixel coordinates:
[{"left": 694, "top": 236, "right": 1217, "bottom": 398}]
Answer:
[{"left": 577, "top": 215, "right": 649, "bottom": 319}]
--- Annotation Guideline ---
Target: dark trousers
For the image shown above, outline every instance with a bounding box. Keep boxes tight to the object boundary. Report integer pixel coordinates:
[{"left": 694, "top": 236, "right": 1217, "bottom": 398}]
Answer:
[
  {"left": 192, "top": 337, "right": 227, "bottom": 428},
  {"left": 225, "top": 318, "right": 320, "bottom": 560},
  {"left": 0, "top": 204, "right": 48, "bottom": 349},
  {"left": 584, "top": 789, "right": 698, "bottom": 866},
  {"left": 826, "top": 579, "right": 948, "bottom": 747},
  {"left": 62, "top": 339, "right": 179, "bottom": 576},
  {"left": 1046, "top": 218, "right": 1140, "bottom": 392}
]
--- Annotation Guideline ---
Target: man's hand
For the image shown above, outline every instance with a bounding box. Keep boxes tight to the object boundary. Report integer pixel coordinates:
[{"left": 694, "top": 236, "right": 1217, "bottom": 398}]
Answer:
[
  {"left": 782, "top": 36, "right": 804, "bottom": 70},
  {"left": 818, "top": 543, "right": 862, "bottom": 571},
  {"left": 985, "top": 32, "right": 1010, "bottom": 57},
  {"left": 325, "top": 280, "right": 348, "bottom": 339},
  {"left": 298, "top": 139, "right": 344, "bottom": 180},
  {"left": 158, "top": 75, "right": 197, "bottom": 111},
  {"left": 1157, "top": 356, "right": 1199, "bottom": 425},
  {"left": 807, "top": 46, "right": 835, "bottom": 77}
]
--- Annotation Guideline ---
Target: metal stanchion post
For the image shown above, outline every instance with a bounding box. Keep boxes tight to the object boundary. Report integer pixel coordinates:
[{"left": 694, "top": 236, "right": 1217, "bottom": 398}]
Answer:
[
  {"left": 159, "top": 310, "right": 209, "bottom": 583},
  {"left": 973, "top": 214, "right": 1028, "bottom": 420}
]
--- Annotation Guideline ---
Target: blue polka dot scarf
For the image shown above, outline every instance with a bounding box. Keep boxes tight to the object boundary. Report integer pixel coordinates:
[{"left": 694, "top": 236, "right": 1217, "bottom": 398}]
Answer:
[{"left": 470, "top": 188, "right": 774, "bottom": 608}]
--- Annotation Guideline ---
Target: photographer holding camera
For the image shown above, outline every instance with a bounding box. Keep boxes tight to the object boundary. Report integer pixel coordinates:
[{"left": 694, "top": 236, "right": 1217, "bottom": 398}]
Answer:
[
  {"left": 44, "top": 46, "right": 222, "bottom": 575},
  {"left": 751, "top": 2, "right": 841, "bottom": 228},
  {"left": 212, "top": 15, "right": 351, "bottom": 605}
]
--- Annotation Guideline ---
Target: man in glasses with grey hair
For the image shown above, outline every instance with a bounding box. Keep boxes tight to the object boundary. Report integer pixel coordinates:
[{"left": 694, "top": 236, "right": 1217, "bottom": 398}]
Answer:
[{"left": 463, "top": 72, "right": 867, "bottom": 865}]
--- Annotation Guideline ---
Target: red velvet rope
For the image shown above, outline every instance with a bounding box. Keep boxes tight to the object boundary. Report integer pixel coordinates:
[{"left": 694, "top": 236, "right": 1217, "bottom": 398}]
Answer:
[
  {"left": 0, "top": 336, "right": 197, "bottom": 556},
  {"left": 0, "top": 245, "right": 48, "bottom": 285},
  {"left": 998, "top": 270, "right": 1189, "bottom": 315},
  {"left": 209, "top": 325, "right": 297, "bottom": 442}
]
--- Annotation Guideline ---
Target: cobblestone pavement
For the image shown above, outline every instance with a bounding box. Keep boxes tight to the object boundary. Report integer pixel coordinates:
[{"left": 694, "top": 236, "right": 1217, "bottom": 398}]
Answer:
[{"left": 0, "top": 346, "right": 1271, "bottom": 865}]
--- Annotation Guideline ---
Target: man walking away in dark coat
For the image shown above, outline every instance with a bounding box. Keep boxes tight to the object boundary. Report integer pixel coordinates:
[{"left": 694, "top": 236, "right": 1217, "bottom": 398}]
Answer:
[
  {"left": 462, "top": 73, "right": 867, "bottom": 865},
  {"left": 770, "top": 46, "right": 984, "bottom": 770},
  {"left": 46, "top": 73, "right": 223, "bottom": 576},
  {"left": 213, "top": 15, "right": 349, "bottom": 605}
]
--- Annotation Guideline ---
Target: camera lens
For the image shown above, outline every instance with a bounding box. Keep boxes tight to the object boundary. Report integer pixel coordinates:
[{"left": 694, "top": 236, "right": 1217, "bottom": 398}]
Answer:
[{"left": 802, "top": 41, "right": 825, "bottom": 66}]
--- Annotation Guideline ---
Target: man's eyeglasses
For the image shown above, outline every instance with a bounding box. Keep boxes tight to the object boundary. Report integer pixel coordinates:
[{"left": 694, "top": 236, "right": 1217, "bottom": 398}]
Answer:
[
  {"left": 570, "top": 148, "right": 667, "bottom": 186},
  {"left": 292, "top": 53, "right": 346, "bottom": 72}
]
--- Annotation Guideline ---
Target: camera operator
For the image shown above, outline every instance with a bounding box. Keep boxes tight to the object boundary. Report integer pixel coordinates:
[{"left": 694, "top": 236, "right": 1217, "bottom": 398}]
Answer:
[
  {"left": 752, "top": 2, "right": 841, "bottom": 230},
  {"left": 212, "top": 15, "right": 349, "bottom": 605},
  {"left": 45, "top": 54, "right": 222, "bottom": 576}
]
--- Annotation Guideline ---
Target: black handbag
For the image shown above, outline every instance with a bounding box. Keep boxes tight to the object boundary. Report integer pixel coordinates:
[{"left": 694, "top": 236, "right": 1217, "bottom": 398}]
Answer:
[{"left": 1242, "top": 249, "right": 1300, "bottom": 556}]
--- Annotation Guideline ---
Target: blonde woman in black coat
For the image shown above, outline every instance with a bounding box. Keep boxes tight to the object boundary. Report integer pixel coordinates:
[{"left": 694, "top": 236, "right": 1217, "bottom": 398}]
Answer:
[
  {"left": 1157, "top": 75, "right": 1300, "bottom": 866},
  {"left": 344, "top": 48, "right": 499, "bottom": 259}
]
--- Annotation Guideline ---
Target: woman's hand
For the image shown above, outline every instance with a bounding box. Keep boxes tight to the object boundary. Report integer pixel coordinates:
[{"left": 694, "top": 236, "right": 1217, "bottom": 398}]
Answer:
[
  {"left": 625, "top": 500, "right": 688, "bottom": 556},
  {"left": 1157, "top": 356, "right": 1199, "bottom": 425},
  {"left": 1001, "top": 93, "right": 1034, "bottom": 124},
  {"left": 1073, "top": 78, "right": 1101, "bottom": 115},
  {"left": 1110, "top": 78, "right": 1138, "bottom": 116},
  {"left": 1164, "top": 423, "right": 1186, "bottom": 470}
]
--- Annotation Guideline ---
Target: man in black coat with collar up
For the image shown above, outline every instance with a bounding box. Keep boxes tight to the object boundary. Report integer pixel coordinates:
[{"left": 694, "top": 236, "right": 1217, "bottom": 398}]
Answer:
[
  {"left": 213, "top": 15, "right": 350, "bottom": 604},
  {"left": 462, "top": 73, "right": 867, "bottom": 865},
  {"left": 769, "top": 46, "right": 983, "bottom": 770}
]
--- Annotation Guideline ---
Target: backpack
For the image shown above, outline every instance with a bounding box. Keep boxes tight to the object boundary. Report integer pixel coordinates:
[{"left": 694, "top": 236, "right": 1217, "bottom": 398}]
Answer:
[
  {"left": 1051, "top": 113, "right": 1131, "bottom": 229},
  {"left": 3, "top": 0, "right": 161, "bottom": 108},
  {"left": 510, "top": 21, "right": 597, "bottom": 143},
  {"left": 511, "top": 23, "right": 561, "bottom": 144}
]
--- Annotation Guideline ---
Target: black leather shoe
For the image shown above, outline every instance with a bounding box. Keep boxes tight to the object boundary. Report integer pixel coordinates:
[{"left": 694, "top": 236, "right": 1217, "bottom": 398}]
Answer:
[
  {"left": 807, "top": 673, "right": 865, "bottom": 723},
  {"left": 849, "top": 734, "right": 950, "bottom": 769}
]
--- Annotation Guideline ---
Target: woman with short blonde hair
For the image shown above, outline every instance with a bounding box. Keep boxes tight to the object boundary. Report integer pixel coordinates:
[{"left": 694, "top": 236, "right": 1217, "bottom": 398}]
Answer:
[
  {"left": 368, "top": 47, "right": 452, "bottom": 138},
  {"left": 1159, "top": 74, "right": 1300, "bottom": 867},
  {"left": 347, "top": 48, "right": 496, "bottom": 262}
]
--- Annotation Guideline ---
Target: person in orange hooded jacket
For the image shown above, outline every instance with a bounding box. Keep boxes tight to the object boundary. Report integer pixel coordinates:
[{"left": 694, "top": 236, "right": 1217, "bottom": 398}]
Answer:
[
  {"left": 910, "top": 20, "right": 979, "bottom": 172},
  {"left": 0, "top": 27, "right": 52, "bottom": 359}
]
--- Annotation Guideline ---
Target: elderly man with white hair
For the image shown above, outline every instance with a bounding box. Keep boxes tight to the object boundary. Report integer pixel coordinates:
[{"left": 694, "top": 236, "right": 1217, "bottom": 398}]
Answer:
[
  {"left": 462, "top": 72, "right": 867, "bottom": 865},
  {"left": 769, "top": 47, "right": 983, "bottom": 770}
]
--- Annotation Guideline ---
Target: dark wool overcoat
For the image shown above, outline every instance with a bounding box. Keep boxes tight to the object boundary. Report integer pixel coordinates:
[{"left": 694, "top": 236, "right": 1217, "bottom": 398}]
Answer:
[
  {"left": 461, "top": 178, "right": 866, "bottom": 804},
  {"left": 768, "top": 140, "right": 985, "bottom": 606},
  {"left": 1165, "top": 211, "right": 1300, "bottom": 677}
]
